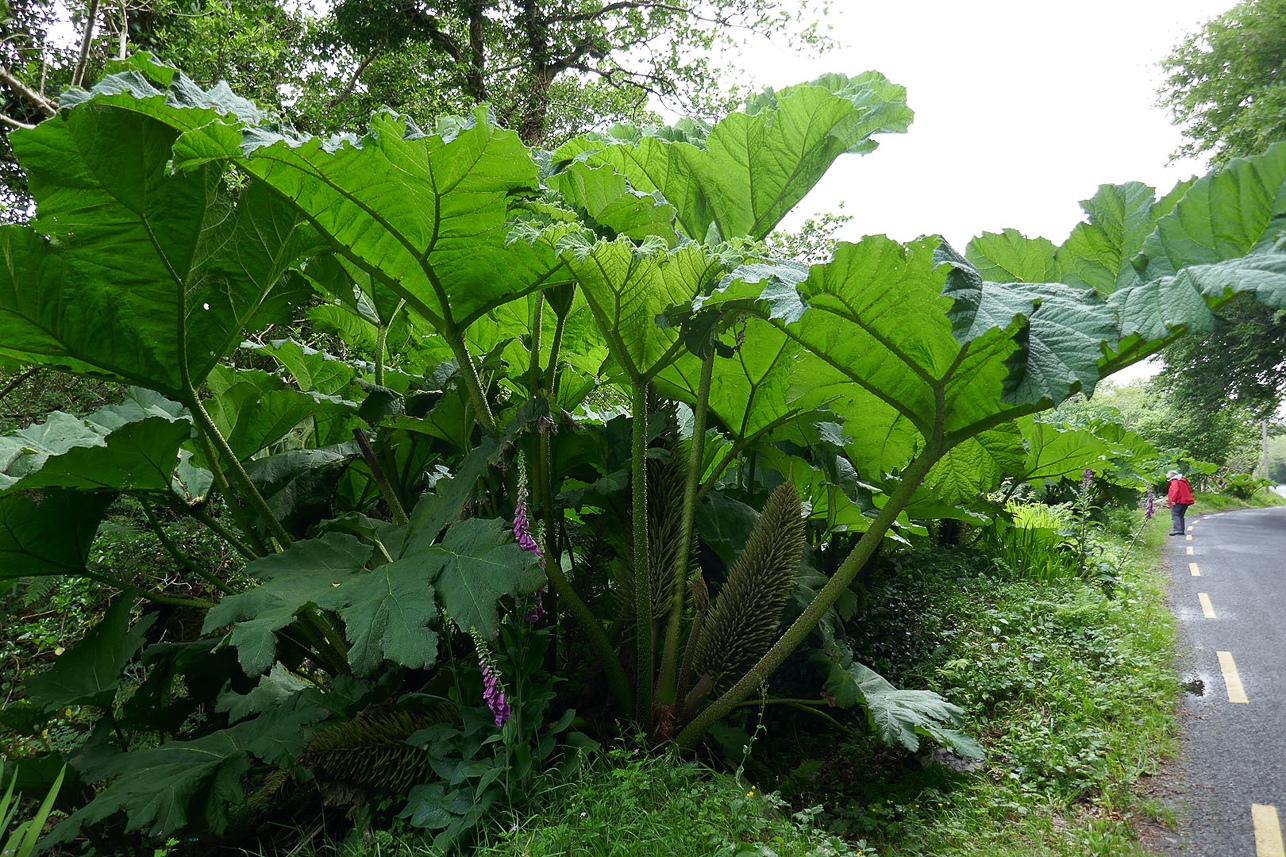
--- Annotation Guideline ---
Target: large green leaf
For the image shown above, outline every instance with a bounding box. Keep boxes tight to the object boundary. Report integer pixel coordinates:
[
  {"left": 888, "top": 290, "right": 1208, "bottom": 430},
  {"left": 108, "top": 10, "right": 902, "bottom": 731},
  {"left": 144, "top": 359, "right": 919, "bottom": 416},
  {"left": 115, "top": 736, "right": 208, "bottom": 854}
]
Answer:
[
  {"left": 0, "top": 491, "right": 114, "bottom": 579},
  {"left": 22, "top": 595, "right": 155, "bottom": 711},
  {"left": 938, "top": 244, "right": 1119, "bottom": 405},
  {"left": 924, "top": 424, "right": 1024, "bottom": 505},
  {"left": 822, "top": 644, "right": 981, "bottom": 759},
  {"left": 1139, "top": 142, "right": 1286, "bottom": 280},
  {"left": 555, "top": 73, "right": 912, "bottom": 241},
  {"left": 182, "top": 108, "right": 567, "bottom": 331},
  {"left": 202, "top": 533, "right": 375, "bottom": 675},
  {"left": 1110, "top": 252, "right": 1286, "bottom": 342},
  {"left": 563, "top": 238, "right": 717, "bottom": 381},
  {"left": 244, "top": 441, "right": 363, "bottom": 530},
  {"left": 44, "top": 696, "right": 326, "bottom": 845},
  {"left": 1013, "top": 417, "right": 1115, "bottom": 484},
  {"left": 546, "top": 161, "right": 679, "bottom": 244},
  {"left": 965, "top": 230, "right": 1060, "bottom": 285},
  {"left": 206, "top": 439, "right": 529, "bottom": 674},
  {"left": 403, "top": 516, "right": 542, "bottom": 640},
  {"left": 684, "top": 236, "right": 1136, "bottom": 494},
  {"left": 1057, "top": 182, "right": 1168, "bottom": 294},
  {"left": 0, "top": 391, "right": 191, "bottom": 496},
  {"left": 246, "top": 338, "right": 364, "bottom": 398},
  {"left": 656, "top": 316, "right": 805, "bottom": 443},
  {"left": 202, "top": 365, "right": 357, "bottom": 462},
  {"left": 0, "top": 105, "right": 315, "bottom": 397},
  {"left": 52, "top": 71, "right": 579, "bottom": 336}
]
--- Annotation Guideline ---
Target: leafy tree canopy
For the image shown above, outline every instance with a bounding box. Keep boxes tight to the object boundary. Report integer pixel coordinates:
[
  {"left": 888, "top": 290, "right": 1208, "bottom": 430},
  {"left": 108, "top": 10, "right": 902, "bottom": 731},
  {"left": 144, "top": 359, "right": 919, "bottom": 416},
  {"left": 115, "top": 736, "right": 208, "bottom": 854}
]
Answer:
[
  {"left": 1157, "top": 0, "right": 1286, "bottom": 414},
  {"left": 1160, "top": 0, "right": 1286, "bottom": 167},
  {"left": 0, "top": 0, "right": 834, "bottom": 220}
]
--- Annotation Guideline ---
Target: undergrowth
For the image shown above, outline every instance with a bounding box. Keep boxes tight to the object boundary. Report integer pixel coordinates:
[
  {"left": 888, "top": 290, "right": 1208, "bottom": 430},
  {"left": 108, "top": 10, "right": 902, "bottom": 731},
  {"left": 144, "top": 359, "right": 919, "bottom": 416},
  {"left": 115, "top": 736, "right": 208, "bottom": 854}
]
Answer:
[{"left": 746, "top": 513, "right": 1178, "bottom": 857}]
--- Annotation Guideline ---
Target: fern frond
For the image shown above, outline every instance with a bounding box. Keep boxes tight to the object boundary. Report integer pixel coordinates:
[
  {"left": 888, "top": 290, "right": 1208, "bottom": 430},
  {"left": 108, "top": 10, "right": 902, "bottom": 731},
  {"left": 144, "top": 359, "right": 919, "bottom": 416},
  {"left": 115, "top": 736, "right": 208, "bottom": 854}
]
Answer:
[{"left": 690, "top": 481, "right": 805, "bottom": 694}]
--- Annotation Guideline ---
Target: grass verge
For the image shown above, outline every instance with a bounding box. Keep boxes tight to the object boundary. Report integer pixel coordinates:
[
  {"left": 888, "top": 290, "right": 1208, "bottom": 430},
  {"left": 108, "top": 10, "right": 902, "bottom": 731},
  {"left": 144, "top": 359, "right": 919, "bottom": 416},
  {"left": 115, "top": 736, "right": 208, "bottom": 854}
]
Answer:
[
  {"left": 1190, "top": 488, "right": 1286, "bottom": 512},
  {"left": 742, "top": 514, "right": 1181, "bottom": 857}
]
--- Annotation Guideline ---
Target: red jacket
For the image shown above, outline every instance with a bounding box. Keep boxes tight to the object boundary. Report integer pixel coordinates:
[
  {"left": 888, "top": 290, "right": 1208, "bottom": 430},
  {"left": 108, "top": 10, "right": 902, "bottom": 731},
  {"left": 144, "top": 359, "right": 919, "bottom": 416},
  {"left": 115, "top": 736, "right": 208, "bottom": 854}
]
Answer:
[{"left": 1168, "top": 478, "right": 1194, "bottom": 506}]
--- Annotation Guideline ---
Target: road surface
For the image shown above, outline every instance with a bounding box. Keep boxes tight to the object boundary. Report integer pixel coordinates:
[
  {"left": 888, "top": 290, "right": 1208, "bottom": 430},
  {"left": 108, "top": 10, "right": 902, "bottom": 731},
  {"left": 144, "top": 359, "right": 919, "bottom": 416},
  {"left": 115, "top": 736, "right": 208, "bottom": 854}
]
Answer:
[{"left": 1164, "top": 506, "right": 1286, "bottom": 856}]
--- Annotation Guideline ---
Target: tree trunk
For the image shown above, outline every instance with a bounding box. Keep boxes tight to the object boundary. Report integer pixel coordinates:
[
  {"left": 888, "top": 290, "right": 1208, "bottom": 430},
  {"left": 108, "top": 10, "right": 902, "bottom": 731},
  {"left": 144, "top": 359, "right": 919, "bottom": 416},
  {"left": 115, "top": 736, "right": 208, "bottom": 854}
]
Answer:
[
  {"left": 466, "top": 0, "right": 486, "bottom": 102},
  {"left": 72, "top": 0, "right": 101, "bottom": 87}
]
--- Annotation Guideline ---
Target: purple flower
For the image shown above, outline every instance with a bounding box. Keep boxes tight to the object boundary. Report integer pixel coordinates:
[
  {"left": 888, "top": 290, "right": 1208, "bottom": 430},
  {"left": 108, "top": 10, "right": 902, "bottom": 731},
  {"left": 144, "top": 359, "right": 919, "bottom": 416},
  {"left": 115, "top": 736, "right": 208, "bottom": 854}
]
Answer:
[
  {"left": 512, "top": 452, "right": 546, "bottom": 624},
  {"left": 513, "top": 491, "right": 542, "bottom": 557},
  {"left": 1082, "top": 469, "right": 1094, "bottom": 490},
  {"left": 525, "top": 587, "right": 546, "bottom": 623},
  {"left": 1144, "top": 487, "right": 1155, "bottom": 521},
  {"left": 481, "top": 661, "right": 512, "bottom": 727},
  {"left": 471, "top": 628, "right": 512, "bottom": 728}
]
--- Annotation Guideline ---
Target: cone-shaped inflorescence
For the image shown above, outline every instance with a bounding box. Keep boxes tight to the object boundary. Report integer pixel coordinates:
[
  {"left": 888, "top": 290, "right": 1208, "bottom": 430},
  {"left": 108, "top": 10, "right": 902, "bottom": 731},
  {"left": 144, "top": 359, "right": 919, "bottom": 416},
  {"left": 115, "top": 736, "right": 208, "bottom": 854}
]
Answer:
[
  {"left": 305, "top": 709, "right": 444, "bottom": 791},
  {"left": 616, "top": 417, "right": 694, "bottom": 622},
  {"left": 690, "top": 480, "right": 805, "bottom": 694}
]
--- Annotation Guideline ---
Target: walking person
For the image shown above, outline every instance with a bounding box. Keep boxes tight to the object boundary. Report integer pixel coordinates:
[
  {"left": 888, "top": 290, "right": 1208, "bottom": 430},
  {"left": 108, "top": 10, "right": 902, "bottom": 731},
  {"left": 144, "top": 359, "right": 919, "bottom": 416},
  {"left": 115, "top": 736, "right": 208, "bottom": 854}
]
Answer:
[{"left": 1167, "top": 470, "right": 1195, "bottom": 535}]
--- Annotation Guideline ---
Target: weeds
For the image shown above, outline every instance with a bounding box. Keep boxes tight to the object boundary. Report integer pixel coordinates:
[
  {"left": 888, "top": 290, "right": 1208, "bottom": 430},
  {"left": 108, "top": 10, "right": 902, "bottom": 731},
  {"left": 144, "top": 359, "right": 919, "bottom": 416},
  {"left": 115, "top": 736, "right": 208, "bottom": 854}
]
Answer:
[
  {"left": 748, "top": 515, "right": 1178, "bottom": 856},
  {"left": 473, "top": 747, "right": 868, "bottom": 857}
]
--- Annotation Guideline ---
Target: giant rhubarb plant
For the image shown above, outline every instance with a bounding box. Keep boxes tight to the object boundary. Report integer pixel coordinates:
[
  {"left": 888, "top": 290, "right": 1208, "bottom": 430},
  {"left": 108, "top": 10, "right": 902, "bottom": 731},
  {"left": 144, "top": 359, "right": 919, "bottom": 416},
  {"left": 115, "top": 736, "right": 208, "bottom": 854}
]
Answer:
[{"left": 5, "top": 53, "right": 1286, "bottom": 845}]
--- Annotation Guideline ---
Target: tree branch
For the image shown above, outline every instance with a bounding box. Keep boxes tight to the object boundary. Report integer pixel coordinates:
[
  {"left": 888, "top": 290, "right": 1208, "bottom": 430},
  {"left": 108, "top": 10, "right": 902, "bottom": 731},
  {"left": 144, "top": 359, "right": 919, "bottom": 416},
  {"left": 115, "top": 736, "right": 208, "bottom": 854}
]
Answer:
[
  {"left": 546, "top": 1, "right": 690, "bottom": 25},
  {"left": 0, "top": 367, "right": 38, "bottom": 400},
  {"left": 0, "top": 66, "right": 56, "bottom": 116},
  {"left": 0, "top": 113, "right": 36, "bottom": 130},
  {"left": 326, "top": 49, "right": 380, "bottom": 108}
]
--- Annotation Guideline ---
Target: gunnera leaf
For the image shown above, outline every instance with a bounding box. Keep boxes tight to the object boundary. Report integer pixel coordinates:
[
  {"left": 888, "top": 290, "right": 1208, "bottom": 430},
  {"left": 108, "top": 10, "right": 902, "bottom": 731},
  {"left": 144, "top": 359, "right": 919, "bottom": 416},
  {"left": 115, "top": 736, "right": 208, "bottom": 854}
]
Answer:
[{"left": 691, "top": 480, "right": 805, "bottom": 693}]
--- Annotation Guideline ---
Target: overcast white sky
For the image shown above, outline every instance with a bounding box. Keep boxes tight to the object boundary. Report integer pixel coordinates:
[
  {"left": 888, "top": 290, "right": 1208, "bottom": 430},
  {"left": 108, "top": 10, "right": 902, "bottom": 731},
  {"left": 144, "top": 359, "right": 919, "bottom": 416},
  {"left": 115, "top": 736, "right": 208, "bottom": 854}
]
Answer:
[{"left": 751, "top": 0, "right": 1238, "bottom": 251}]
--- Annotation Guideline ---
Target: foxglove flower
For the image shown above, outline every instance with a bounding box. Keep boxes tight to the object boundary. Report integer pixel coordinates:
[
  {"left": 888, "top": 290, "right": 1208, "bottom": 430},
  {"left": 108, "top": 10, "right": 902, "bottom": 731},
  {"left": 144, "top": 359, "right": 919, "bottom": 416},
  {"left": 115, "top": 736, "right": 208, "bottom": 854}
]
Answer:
[
  {"left": 1082, "top": 469, "right": 1094, "bottom": 490},
  {"left": 470, "top": 628, "right": 512, "bottom": 728},
  {"left": 525, "top": 587, "right": 546, "bottom": 623},
  {"left": 513, "top": 452, "right": 547, "bottom": 622},
  {"left": 1144, "top": 487, "right": 1155, "bottom": 521},
  {"left": 513, "top": 452, "right": 543, "bottom": 560}
]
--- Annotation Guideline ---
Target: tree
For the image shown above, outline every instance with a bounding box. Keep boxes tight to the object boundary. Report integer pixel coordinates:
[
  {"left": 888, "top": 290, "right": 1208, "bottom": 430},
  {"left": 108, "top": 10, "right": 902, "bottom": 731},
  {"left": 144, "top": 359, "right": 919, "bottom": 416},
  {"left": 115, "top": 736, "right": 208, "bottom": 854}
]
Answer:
[
  {"left": 1155, "top": 292, "right": 1286, "bottom": 417},
  {"left": 319, "top": 0, "right": 834, "bottom": 145},
  {"left": 1066, "top": 378, "right": 1263, "bottom": 472},
  {"left": 1158, "top": 0, "right": 1286, "bottom": 415},
  {"left": 0, "top": 0, "right": 833, "bottom": 218},
  {"left": 1160, "top": 0, "right": 1286, "bottom": 167}
]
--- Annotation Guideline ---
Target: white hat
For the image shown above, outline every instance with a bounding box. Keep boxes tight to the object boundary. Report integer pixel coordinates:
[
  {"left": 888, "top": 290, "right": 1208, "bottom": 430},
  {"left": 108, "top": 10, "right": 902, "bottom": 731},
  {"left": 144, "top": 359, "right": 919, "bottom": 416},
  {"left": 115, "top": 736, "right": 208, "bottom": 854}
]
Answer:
[{"left": 1166, "top": 470, "right": 1182, "bottom": 480}]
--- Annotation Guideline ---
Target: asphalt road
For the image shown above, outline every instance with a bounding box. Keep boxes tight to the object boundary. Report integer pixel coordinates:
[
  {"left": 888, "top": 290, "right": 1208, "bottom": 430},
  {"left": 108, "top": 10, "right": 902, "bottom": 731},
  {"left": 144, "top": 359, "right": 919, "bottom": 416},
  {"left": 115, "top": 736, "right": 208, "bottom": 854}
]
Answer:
[{"left": 1165, "top": 506, "right": 1286, "bottom": 856}]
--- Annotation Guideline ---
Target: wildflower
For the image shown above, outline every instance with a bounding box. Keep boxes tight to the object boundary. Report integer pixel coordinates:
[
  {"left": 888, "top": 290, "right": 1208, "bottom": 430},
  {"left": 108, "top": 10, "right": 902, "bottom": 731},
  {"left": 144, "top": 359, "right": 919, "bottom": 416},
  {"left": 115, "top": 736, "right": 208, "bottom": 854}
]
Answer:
[
  {"left": 513, "top": 452, "right": 547, "bottom": 623},
  {"left": 513, "top": 455, "right": 542, "bottom": 558},
  {"left": 525, "top": 587, "right": 545, "bottom": 624},
  {"left": 470, "top": 628, "right": 512, "bottom": 728},
  {"left": 1081, "top": 468, "right": 1094, "bottom": 490},
  {"left": 1144, "top": 487, "right": 1155, "bottom": 521}
]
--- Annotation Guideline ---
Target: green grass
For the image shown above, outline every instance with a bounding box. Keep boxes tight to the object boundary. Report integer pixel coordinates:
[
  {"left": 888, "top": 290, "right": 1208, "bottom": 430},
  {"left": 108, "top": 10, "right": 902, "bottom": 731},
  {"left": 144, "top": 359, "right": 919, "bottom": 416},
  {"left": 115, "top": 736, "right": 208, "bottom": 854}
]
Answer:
[
  {"left": 472, "top": 748, "right": 868, "bottom": 857},
  {"left": 232, "top": 750, "right": 871, "bottom": 857},
  {"left": 1191, "top": 487, "right": 1286, "bottom": 512}
]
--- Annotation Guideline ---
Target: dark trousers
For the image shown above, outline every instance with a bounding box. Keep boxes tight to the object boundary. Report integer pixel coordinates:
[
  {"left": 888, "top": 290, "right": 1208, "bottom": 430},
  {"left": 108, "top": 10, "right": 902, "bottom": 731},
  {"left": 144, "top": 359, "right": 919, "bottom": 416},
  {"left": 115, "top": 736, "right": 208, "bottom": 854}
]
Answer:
[{"left": 1171, "top": 503, "right": 1192, "bottom": 534}]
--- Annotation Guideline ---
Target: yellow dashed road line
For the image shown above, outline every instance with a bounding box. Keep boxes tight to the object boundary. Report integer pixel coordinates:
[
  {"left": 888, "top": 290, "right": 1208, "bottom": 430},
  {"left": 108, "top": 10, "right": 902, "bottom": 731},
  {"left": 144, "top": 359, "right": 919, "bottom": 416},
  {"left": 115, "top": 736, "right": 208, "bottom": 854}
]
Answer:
[
  {"left": 1218, "top": 651, "right": 1249, "bottom": 704},
  {"left": 1253, "top": 804, "right": 1285, "bottom": 857},
  {"left": 1198, "top": 592, "right": 1217, "bottom": 619},
  {"left": 1187, "top": 534, "right": 1193, "bottom": 541},
  {"left": 1187, "top": 546, "right": 1194, "bottom": 555},
  {"left": 1190, "top": 562, "right": 1201, "bottom": 577}
]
